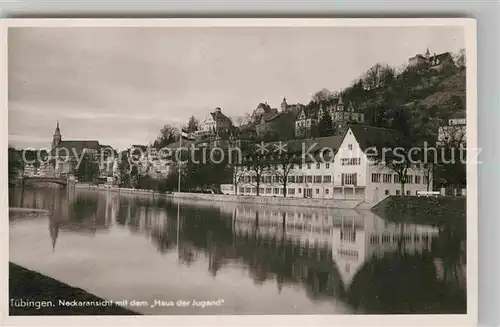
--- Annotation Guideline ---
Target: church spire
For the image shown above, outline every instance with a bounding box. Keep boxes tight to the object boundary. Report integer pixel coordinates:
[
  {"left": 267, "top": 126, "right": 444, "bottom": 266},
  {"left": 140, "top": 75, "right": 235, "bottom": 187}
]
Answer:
[{"left": 52, "top": 121, "right": 62, "bottom": 149}]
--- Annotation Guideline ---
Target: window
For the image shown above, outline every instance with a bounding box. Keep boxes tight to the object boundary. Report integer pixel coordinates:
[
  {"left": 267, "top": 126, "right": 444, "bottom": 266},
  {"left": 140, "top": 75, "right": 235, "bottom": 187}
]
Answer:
[
  {"left": 316, "top": 163, "right": 321, "bottom": 169},
  {"left": 325, "top": 188, "right": 330, "bottom": 195},
  {"left": 273, "top": 188, "right": 279, "bottom": 194},
  {"left": 348, "top": 144, "right": 353, "bottom": 150},
  {"left": 394, "top": 174, "right": 400, "bottom": 184},
  {"left": 342, "top": 173, "right": 357, "bottom": 185},
  {"left": 306, "top": 175, "right": 313, "bottom": 183},
  {"left": 326, "top": 163, "right": 330, "bottom": 169},
  {"left": 239, "top": 187, "right": 244, "bottom": 194},
  {"left": 245, "top": 187, "right": 251, "bottom": 193},
  {"left": 288, "top": 188, "right": 295, "bottom": 195},
  {"left": 307, "top": 164, "right": 311, "bottom": 169},
  {"left": 396, "top": 190, "right": 401, "bottom": 195},
  {"left": 385, "top": 189, "right": 390, "bottom": 195},
  {"left": 288, "top": 175, "right": 296, "bottom": 183},
  {"left": 297, "top": 176, "right": 304, "bottom": 183},
  {"left": 314, "top": 175, "right": 322, "bottom": 183},
  {"left": 383, "top": 174, "right": 392, "bottom": 183},
  {"left": 316, "top": 188, "right": 320, "bottom": 194},
  {"left": 406, "top": 190, "right": 411, "bottom": 195},
  {"left": 371, "top": 173, "right": 381, "bottom": 183},
  {"left": 323, "top": 175, "right": 332, "bottom": 183},
  {"left": 259, "top": 188, "right": 264, "bottom": 194},
  {"left": 298, "top": 188, "right": 302, "bottom": 193},
  {"left": 266, "top": 188, "right": 272, "bottom": 194},
  {"left": 280, "top": 188, "right": 284, "bottom": 194},
  {"left": 407, "top": 175, "right": 414, "bottom": 184},
  {"left": 415, "top": 175, "right": 421, "bottom": 184}
]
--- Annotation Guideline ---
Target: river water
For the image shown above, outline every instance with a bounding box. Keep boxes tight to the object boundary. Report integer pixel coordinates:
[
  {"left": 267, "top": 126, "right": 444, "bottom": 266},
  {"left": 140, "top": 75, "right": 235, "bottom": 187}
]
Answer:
[{"left": 9, "top": 187, "right": 466, "bottom": 315}]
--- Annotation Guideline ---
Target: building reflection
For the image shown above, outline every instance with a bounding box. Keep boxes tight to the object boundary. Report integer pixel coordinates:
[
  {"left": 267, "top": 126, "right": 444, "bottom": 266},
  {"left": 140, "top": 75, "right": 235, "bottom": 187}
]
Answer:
[{"left": 11, "top": 187, "right": 465, "bottom": 313}]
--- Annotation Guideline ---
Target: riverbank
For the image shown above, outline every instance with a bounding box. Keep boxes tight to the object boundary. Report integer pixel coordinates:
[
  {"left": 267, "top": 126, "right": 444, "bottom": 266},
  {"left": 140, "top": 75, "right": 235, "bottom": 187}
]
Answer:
[
  {"left": 75, "top": 184, "right": 364, "bottom": 209},
  {"left": 372, "top": 195, "right": 466, "bottom": 224},
  {"left": 9, "top": 263, "right": 138, "bottom": 315}
]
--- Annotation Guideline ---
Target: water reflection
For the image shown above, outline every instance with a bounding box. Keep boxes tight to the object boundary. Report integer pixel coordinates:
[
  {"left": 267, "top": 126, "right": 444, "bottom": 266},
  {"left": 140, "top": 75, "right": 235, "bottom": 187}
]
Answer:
[{"left": 9, "top": 187, "right": 466, "bottom": 314}]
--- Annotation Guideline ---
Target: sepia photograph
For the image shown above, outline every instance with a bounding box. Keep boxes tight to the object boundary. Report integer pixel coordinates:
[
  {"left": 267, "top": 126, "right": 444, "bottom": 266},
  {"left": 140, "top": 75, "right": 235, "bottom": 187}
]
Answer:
[{"left": 4, "top": 18, "right": 476, "bottom": 323}]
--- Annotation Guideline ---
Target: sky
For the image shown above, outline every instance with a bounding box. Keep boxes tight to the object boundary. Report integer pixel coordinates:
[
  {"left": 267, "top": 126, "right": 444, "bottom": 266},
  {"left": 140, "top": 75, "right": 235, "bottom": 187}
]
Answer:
[{"left": 8, "top": 25, "right": 465, "bottom": 150}]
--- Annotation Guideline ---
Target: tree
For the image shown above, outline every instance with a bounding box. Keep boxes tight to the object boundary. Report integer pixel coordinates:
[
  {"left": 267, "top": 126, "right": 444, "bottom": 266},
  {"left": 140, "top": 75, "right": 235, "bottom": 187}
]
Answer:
[
  {"left": 116, "top": 150, "right": 131, "bottom": 187},
  {"left": 130, "top": 165, "right": 139, "bottom": 188},
  {"left": 269, "top": 149, "right": 301, "bottom": 197},
  {"left": 362, "top": 63, "right": 395, "bottom": 90},
  {"left": 8, "top": 146, "right": 21, "bottom": 184},
  {"left": 186, "top": 116, "right": 200, "bottom": 133},
  {"left": 452, "top": 48, "right": 466, "bottom": 69},
  {"left": 312, "top": 88, "right": 334, "bottom": 103},
  {"left": 242, "top": 142, "right": 270, "bottom": 196},
  {"left": 75, "top": 151, "right": 99, "bottom": 183},
  {"left": 231, "top": 166, "right": 245, "bottom": 195},
  {"left": 153, "top": 124, "right": 180, "bottom": 149},
  {"left": 318, "top": 113, "right": 334, "bottom": 137}
]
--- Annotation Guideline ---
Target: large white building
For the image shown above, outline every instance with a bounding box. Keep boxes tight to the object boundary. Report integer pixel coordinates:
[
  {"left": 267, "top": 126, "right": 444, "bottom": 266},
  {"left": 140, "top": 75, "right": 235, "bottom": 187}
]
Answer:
[{"left": 232, "top": 125, "right": 432, "bottom": 205}]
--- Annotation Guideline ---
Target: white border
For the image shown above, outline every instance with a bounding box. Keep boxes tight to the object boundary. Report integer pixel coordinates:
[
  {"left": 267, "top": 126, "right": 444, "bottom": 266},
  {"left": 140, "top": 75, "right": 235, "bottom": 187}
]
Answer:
[{"left": 0, "top": 18, "right": 478, "bottom": 327}]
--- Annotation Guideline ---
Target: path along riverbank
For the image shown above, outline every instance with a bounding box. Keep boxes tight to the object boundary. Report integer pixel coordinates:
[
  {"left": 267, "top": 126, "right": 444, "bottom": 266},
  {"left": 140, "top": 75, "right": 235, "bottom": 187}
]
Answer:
[{"left": 75, "top": 183, "right": 366, "bottom": 209}]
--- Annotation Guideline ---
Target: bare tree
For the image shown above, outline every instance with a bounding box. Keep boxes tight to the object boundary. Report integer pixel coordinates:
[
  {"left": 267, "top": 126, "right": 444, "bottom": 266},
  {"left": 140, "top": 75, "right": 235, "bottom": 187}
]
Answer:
[
  {"left": 452, "top": 48, "right": 466, "bottom": 69},
  {"left": 312, "top": 88, "right": 335, "bottom": 103},
  {"left": 362, "top": 63, "right": 395, "bottom": 90},
  {"left": 186, "top": 116, "right": 200, "bottom": 133},
  {"left": 268, "top": 150, "right": 301, "bottom": 197},
  {"left": 242, "top": 143, "right": 269, "bottom": 196}
]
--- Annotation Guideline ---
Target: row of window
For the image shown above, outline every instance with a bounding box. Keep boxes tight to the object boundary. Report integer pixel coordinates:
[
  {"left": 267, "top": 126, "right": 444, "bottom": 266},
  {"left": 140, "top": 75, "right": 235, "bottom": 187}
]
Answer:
[
  {"left": 371, "top": 173, "right": 426, "bottom": 184},
  {"left": 238, "top": 187, "right": 333, "bottom": 195},
  {"left": 369, "top": 233, "right": 432, "bottom": 245},
  {"left": 384, "top": 189, "right": 422, "bottom": 196},
  {"left": 242, "top": 174, "right": 334, "bottom": 184},
  {"left": 340, "top": 158, "right": 361, "bottom": 166}
]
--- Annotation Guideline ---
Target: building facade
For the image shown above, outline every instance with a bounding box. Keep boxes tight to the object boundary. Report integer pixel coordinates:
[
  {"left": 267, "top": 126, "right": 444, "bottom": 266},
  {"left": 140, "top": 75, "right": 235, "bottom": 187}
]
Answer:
[
  {"left": 50, "top": 122, "right": 101, "bottom": 177},
  {"left": 231, "top": 125, "right": 431, "bottom": 205},
  {"left": 199, "top": 107, "right": 233, "bottom": 138}
]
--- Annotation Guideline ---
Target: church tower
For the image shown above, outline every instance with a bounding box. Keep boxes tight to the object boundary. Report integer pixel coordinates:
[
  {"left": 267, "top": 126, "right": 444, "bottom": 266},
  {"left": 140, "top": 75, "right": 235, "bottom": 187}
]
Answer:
[
  {"left": 281, "top": 97, "right": 288, "bottom": 112},
  {"left": 52, "top": 121, "right": 62, "bottom": 149}
]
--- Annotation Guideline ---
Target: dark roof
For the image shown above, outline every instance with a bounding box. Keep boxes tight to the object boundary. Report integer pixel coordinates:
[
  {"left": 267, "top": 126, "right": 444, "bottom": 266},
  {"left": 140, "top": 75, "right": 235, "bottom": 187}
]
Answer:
[
  {"left": 51, "top": 140, "right": 100, "bottom": 156},
  {"left": 261, "top": 112, "right": 281, "bottom": 122},
  {"left": 256, "top": 102, "right": 272, "bottom": 112},
  {"left": 210, "top": 109, "right": 232, "bottom": 124},
  {"left": 347, "top": 125, "right": 402, "bottom": 152},
  {"left": 430, "top": 52, "right": 453, "bottom": 63}
]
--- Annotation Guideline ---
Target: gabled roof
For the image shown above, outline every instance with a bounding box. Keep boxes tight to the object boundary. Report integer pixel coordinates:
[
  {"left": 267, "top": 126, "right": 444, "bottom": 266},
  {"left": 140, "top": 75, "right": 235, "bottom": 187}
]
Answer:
[
  {"left": 210, "top": 108, "right": 232, "bottom": 124},
  {"left": 347, "top": 125, "right": 402, "bottom": 152},
  {"left": 429, "top": 52, "right": 453, "bottom": 64},
  {"left": 261, "top": 111, "right": 281, "bottom": 123},
  {"left": 256, "top": 102, "right": 272, "bottom": 112},
  {"left": 51, "top": 140, "right": 100, "bottom": 156}
]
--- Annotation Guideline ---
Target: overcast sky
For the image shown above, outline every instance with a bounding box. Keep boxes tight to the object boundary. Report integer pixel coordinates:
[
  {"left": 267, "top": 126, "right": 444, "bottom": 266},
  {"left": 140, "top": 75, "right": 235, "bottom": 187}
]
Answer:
[{"left": 8, "top": 25, "right": 464, "bottom": 150}]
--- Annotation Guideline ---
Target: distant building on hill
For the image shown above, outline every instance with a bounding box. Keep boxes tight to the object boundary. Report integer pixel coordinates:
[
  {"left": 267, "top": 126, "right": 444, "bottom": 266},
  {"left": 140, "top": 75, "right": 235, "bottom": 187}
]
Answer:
[
  {"left": 295, "top": 94, "right": 365, "bottom": 137},
  {"left": 198, "top": 107, "right": 233, "bottom": 139},
  {"left": 408, "top": 48, "right": 455, "bottom": 71}
]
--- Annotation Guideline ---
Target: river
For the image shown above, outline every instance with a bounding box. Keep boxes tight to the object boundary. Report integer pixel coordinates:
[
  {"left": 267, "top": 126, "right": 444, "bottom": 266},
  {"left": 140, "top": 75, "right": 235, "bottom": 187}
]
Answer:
[{"left": 8, "top": 187, "right": 466, "bottom": 315}]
